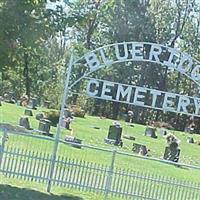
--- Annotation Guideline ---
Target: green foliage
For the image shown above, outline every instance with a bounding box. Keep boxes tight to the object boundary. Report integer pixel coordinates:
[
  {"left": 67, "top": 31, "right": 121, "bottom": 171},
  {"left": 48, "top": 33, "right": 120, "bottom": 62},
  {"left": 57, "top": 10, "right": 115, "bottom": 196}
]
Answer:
[
  {"left": 72, "top": 106, "right": 85, "bottom": 118},
  {"left": 43, "top": 110, "right": 60, "bottom": 126}
]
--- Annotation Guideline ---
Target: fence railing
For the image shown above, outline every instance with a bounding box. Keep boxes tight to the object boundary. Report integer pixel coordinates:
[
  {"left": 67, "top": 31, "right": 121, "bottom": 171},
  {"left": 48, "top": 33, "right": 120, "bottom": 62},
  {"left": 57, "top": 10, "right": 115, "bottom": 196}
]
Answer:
[{"left": 1, "top": 130, "right": 200, "bottom": 199}]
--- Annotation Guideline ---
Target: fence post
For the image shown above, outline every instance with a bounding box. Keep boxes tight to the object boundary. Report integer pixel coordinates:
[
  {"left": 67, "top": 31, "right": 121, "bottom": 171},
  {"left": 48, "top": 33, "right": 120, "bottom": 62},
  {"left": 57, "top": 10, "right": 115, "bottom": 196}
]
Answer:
[
  {"left": 0, "top": 131, "right": 7, "bottom": 168},
  {"left": 104, "top": 149, "right": 116, "bottom": 199},
  {"left": 46, "top": 52, "right": 74, "bottom": 193}
]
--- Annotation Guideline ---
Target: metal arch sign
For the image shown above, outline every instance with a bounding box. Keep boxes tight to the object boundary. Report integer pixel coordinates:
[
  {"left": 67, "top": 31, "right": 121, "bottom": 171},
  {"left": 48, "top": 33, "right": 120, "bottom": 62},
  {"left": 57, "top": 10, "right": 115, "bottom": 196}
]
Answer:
[
  {"left": 48, "top": 41, "right": 200, "bottom": 191},
  {"left": 66, "top": 42, "right": 200, "bottom": 117}
]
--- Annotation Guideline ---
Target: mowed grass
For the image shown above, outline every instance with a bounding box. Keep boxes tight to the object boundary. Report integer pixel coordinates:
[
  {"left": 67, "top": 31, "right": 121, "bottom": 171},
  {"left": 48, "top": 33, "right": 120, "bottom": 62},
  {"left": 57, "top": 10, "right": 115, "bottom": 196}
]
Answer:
[
  {"left": 1, "top": 102, "right": 200, "bottom": 185},
  {"left": 0, "top": 175, "right": 113, "bottom": 200}
]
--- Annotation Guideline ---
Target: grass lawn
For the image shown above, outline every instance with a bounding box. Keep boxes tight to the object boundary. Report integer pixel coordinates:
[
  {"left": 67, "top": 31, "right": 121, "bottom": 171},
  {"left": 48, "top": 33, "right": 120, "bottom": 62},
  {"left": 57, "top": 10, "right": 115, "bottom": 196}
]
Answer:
[
  {"left": 1, "top": 102, "right": 200, "bottom": 199},
  {"left": 0, "top": 175, "right": 109, "bottom": 200}
]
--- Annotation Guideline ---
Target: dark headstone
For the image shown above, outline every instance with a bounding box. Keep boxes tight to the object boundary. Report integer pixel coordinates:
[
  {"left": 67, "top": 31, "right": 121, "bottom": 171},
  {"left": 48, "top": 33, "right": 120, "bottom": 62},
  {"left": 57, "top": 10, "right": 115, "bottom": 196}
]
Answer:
[
  {"left": 43, "top": 101, "right": 51, "bottom": 108},
  {"left": 107, "top": 125, "right": 122, "bottom": 141},
  {"left": 27, "top": 98, "right": 37, "bottom": 109},
  {"left": 163, "top": 146, "right": 180, "bottom": 162},
  {"left": 64, "top": 109, "right": 72, "bottom": 118},
  {"left": 61, "top": 117, "right": 71, "bottom": 130},
  {"left": 19, "top": 117, "right": 30, "bottom": 130},
  {"left": 125, "top": 110, "right": 134, "bottom": 123},
  {"left": 35, "top": 113, "right": 44, "bottom": 121},
  {"left": 64, "top": 136, "right": 82, "bottom": 148},
  {"left": 24, "top": 109, "right": 33, "bottom": 116},
  {"left": 4, "top": 92, "right": 15, "bottom": 104},
  {"left": 38, "top": 119, "right": 51, "bottom": 135},
  {"left": 104, "top": 125, "right": 123, "bottom": 146},
  {"left": 187, "top": 137, "right": 194, "bottom": 144},
  {"left": 145, "top": 126, "right": 157, "bottom": 138},
  {"left": 132, "top": 143, "right": 148, "bottom": 156}
]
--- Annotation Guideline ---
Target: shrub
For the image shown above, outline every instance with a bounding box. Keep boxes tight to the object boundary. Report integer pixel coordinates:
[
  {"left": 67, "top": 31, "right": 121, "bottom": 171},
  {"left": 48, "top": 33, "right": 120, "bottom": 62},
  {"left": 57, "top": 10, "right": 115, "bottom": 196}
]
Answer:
[
  {"left": 44, "top": 110, "right": 60, "bottom": 126},
  {"left": 71, "top": 106, "right": 85, "bottom": 118}
]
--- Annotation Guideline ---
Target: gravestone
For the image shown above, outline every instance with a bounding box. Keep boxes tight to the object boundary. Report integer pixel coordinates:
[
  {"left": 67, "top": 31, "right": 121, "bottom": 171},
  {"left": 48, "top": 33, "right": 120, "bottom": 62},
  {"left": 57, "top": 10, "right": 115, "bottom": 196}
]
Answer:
[
  {"left": 132, "top": 143, "right": 148, "bottom": 156},
  {"left": 27, "top": 98, "right": 37, "bottom": 109},
  {"left": 160, "top": 128, "right": 167, "bottom": 136},
  {"left": 35, "top": 113, "right": 44, "bottom": 121},
  {"left": 187, "top": 137, "right": 194, "bottom": 144},
  {"left": 64, "top": 135, "right": 82, "bottom": 149},
  {"left": 163, "top": 133, "right": 180, "bottom": 162},
  {"left": 38, "top": 119, "right": 53, "bottom": 137},
  {"left": 64, "top": 109, "right": 72, "bottom": 118},
  {"left": 108, "top": 125, "right": 122, "bottom": 140},
  {"left": 43, "top": 101, "right": 51, "bottom": 108},
  {"left": 125, "top": 110, "right": 134, "bottom": 123},
  {"left": 61, "top": 117, "right": 71, "bottom": 130},
  {"left": 24, "top": 109, "right": 33, "bottom": 116},
  {"left": 145, "top": 126, "right": 157, "bottom": 138},
  {"left": 104, "top": 125, "right": 123, "bottom": 146},
  {"left": 163, "top": 146, "right": 180, "bottom": 162},
  {"left": 3, "top": 92, "right": 15, "bottom": 104},
  {"left": 19, "top": 117, "right": 30, "bottom": 130}
]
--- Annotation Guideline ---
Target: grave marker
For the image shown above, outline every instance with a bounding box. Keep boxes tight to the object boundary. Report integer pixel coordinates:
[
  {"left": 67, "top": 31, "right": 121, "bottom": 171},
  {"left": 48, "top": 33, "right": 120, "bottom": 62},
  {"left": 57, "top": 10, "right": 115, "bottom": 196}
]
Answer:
[
  {"left": 159, "top": 128, "right": 167, "bottom": 136},
  {"left": 144, "top": 126, "right": 157, "bottom": 138},
  {"left": 187, "top": 137, "right": 194, "bottom": 144},
  {"left": 27, "top": 98, "right": 37, "bottom": 109},
  {"left": 104, "top": 125, "right": 123, "bottom": 146},
  {"left": 132, "top": 143, "right": 148, "bottom": 156},
  {"left": 64, "top": 135, "right": 82, "bottom": 148},
  {"left": 163, "top": 133, "right": 180, "bottom": 162},
  {"left": 19, "top": 117, "right": 31, "bottom": 130},
  {"left": 24, "top": 109, "right": 33, "bottom": 116},
  {"left": 163, "top": 147, "right": 180, "bottom": 162},
  {"left": 64, "top": 109, "right": 72, "bottom": 118},
  {"left": 35, "top": 113, "right": 44, "bottom": 121},
  {"left": 3, "top": 92, "right": 15, "bottom": 104},
  {"left": 38, "top": 119, "right": 53, "bottom": 137}
]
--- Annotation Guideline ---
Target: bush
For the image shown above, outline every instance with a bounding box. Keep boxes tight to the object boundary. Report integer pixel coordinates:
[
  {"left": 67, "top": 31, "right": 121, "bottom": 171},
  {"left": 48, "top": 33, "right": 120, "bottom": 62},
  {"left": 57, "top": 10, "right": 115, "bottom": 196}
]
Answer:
[
  {"left": 71, "top": 106, "right": 85, "bottom": 118},
  {"left": 44, "top": 110, "right": 60, "bottom": 126}
]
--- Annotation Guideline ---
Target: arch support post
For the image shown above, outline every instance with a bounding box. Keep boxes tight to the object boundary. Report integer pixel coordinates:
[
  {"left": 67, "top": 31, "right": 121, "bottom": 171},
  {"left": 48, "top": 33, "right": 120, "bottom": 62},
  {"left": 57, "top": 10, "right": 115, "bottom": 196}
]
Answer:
[{"left": 47, "top": 52, "right": 74, "bottom": 193}]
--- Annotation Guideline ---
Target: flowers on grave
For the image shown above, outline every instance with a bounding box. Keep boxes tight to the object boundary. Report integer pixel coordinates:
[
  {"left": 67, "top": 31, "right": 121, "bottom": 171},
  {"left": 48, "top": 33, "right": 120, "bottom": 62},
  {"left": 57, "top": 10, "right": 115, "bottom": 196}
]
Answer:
[
  {"left": 112, "top": 121, "right": 121, "bottom": 127},
  {"left": 165, "top": 133, "right": 180, "bottom": 149}
]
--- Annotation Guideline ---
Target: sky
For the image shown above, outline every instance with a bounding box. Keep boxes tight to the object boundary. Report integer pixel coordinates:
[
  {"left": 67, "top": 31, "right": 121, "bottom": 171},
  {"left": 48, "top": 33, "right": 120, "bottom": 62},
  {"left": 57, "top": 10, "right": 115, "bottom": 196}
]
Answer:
[{"left": 46, "top": 0, "right": 69, "bottom": 12}]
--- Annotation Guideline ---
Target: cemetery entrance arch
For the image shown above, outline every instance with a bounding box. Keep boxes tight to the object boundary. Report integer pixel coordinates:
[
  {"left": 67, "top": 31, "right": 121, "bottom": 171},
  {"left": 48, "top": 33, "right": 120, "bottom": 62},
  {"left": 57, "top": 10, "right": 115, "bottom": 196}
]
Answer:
[{"left": 64, "top": 42, "right": 200, "bottom": 118}]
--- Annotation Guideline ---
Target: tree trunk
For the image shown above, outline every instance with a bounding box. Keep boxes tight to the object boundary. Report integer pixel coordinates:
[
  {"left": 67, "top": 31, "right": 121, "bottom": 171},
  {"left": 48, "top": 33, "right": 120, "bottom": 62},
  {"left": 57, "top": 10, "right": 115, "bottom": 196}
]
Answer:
[
  {"left": 112, "top": 102, "right": 119, "bottom": 120},
  {"left": 0, "top": 70, "right": 4, "bottom": 95},
  {"left": 23, "top": 52, "right": 30, "bottom": 97}
]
